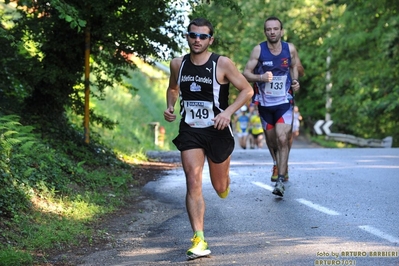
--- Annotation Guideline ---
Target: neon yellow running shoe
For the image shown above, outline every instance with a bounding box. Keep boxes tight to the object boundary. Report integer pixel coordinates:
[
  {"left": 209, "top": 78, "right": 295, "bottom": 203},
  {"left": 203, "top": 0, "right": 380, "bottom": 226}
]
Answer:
[
  {"left": 217, "top": 177, "right": 231, "bottom": 198},
  {"left": 217, "top": 186, "right": 230, "bottom": 199},
  {"left": 186, "top": 235, "right": 211, "bottom": 260}
]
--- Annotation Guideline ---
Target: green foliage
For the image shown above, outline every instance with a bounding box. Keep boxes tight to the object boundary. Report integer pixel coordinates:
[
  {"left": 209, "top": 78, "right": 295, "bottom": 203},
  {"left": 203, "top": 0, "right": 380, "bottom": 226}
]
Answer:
[
  {"left": 0, "top": 188, "right": 119, "bottom": 265},
  {"left": 191, "top": 0, "right": 398, "bottom": 146},
  {"left": 0, "top": 113, "right": 145, "bottom": 264},
  {"left": 49, "top": 0, "right": 87, "bottom": 31},
  {"left": 11, "top": 213, "right": 87, "bottom": 251},
  {"left": 78, "top": 60, "right": 179, "bottom": 154},
  {"left": 0, "top": 247, "right": 33, "bottom": 266},
  {"left": 0, "top": 62, "right": 168, "bottom": 262},
  {"left": 326, "top": 0, "right": 399, "bottom": 145},
  {"left": 0, "top": 114, "right": 126, "bottom": 216},
  {"left": 1, "top": 115, "right": 39, "bottom": 217},
  {"left": 0, "top": 4, "right": 32, "bottom": 112},
  {"left": 1, "top": 0, "right": 189, "bottom": 137}
]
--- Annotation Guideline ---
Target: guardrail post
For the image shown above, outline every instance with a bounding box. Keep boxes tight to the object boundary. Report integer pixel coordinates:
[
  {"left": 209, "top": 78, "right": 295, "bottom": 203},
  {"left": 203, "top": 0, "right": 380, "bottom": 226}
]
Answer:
[{"left": 148, "top": 122, "right": 160, "bottom": 146}]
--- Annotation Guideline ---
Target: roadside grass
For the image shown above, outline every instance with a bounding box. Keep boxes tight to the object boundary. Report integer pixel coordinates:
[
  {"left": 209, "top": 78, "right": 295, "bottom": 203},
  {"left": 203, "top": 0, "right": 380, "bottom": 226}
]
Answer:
[
  {"left": 0, "top": 248, "right": 33, "bottom": 266},
  {"left": 0, "top": 59, "right": 173, "bottom": 265},
  {"left": 79, "top": 57, "right": 179, "bottom": 156},
  {"left": 0, "top": 162, "right": 135, "bottom": 265}
]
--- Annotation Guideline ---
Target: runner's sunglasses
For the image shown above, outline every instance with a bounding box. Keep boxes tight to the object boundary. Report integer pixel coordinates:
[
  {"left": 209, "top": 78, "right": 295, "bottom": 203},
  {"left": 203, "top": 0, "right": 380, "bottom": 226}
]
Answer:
[{"left": 187, "top": 32, "right": 212, "bottom": 40}]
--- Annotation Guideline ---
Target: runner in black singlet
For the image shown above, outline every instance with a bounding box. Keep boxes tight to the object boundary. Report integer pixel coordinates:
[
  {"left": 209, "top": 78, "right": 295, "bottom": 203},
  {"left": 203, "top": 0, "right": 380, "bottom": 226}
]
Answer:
[{"left": 164, "top": 18, "right": 253, "bottom": 260}]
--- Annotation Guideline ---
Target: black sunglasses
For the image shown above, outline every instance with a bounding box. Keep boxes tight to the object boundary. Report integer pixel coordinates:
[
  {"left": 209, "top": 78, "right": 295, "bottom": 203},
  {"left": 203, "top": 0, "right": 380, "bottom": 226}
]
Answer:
[{"left": 187, "top": 32, "right": 212, "bottom": 40}]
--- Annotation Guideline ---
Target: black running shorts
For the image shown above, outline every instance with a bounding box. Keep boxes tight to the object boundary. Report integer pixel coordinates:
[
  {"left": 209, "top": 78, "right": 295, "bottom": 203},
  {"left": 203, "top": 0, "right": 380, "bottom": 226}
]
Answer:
[{"left": 172, "top": 131, "right": 234, "bottom": 163}]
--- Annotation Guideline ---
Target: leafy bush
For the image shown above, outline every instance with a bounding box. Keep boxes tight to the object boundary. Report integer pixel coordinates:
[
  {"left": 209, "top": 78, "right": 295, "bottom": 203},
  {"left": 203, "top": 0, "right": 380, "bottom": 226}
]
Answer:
[
  {"left": 1, "top": 115, "right": 38, "bottom": 216},
  {"left": 0, "top": 115, "right": 85, "bottom": 217},
  {"left": 0, "top": 113, "right": 138, "bottom": 264}
]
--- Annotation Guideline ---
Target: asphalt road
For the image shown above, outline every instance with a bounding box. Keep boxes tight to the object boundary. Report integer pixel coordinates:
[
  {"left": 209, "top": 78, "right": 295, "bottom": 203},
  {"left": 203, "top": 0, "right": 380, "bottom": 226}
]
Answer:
[{"left": 79, "top": 138, "right": 399, "bottom": 265}]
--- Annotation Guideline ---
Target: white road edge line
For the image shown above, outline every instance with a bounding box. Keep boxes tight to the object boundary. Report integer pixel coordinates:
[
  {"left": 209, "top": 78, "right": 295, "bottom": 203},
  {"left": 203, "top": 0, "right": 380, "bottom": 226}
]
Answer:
[
  {"left": 251, "top": 182, "right": 398, "bottom": 243},
  {"left": 358, "top": 225, "right": 399, "bottom": 243},
  {"left": 296, "top": 198, "right": 340, "bottom": 216},
  {"left": 252, "top": 181, "right": 273, "bottom": 192}
]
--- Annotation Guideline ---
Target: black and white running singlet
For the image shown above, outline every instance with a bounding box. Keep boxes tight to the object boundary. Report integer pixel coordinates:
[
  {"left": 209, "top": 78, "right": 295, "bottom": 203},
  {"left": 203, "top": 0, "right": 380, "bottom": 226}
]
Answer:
[{"left": 177, "top": 53, "right": 233, "bottom": 137}]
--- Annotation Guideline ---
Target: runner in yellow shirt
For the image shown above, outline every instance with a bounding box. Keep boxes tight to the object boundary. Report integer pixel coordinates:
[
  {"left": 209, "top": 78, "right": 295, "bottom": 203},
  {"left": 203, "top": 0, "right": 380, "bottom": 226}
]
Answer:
[{"left": 248, "top": 106, "right": 264, "bottom": 149}]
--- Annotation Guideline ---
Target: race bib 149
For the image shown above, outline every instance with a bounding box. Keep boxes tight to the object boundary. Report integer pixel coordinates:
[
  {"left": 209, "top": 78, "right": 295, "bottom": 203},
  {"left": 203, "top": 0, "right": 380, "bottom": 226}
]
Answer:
[{"left": 184, "top": 100, "right": 215, "bottom": 128}]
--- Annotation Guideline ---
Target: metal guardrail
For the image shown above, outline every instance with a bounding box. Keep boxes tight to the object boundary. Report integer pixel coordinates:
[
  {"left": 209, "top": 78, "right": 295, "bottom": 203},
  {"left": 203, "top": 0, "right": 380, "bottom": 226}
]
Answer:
[
  {"left": 325, "top": 133, "right": 393, "bottom": 148},
  {"left": 313, "top": 120, "right": 393, "bottom": 148}
]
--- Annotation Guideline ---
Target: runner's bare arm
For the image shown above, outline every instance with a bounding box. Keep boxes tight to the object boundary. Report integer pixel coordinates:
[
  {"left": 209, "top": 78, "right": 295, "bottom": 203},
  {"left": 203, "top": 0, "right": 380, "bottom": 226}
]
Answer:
[
  {"left": 289, "top": 43, "right": 300, "bottom": 92},
  {"left": 243, "top": 45, "right": 273, "bottom": 83},
  {"left": 164, "top": 57, "right": 182, "bottom": 122},
  {"left": 212, "top": 56, "right": 253, "bottom": 130},
  {"left": 296, "top": 55, "right": 305, "bottom": 78}
]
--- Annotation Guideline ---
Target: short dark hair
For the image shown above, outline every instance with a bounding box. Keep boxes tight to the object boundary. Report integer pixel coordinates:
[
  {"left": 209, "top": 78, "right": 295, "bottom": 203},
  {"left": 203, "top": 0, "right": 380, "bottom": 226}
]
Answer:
[
  {"left": 187, "top": 18, "right": 214, "bottom": 36},
  {"left": 264, "top": 16, "right": 283, "bottom": 30}
]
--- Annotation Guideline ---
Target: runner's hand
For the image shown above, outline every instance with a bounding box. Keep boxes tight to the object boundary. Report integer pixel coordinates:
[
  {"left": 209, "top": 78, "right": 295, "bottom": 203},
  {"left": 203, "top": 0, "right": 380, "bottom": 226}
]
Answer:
[
  {"left": 164, "top": 107, "right": 176, "bottom": 122},
  {"left": 212, "top": 112, "right": 230, "bottom": 130},
  {"left": 263, "top": 71, "right": 273, "bottom": 83},
  {"left": 291, "top": 79, "right": 300, "bottom": 92}
]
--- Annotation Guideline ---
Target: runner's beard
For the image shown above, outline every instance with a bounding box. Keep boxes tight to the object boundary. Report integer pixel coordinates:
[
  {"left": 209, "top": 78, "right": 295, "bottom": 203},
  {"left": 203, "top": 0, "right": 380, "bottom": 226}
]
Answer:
[{"left": 189, "top": 43, "right": 208, "bottom": 55}]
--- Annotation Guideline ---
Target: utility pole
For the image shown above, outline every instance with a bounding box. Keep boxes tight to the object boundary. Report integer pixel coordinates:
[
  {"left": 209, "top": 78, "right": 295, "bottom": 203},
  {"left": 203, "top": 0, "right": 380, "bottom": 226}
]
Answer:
[
  {"left": 326, "top": 48, "right": 332, "bottom": 121},
  {"left": 84, "top": 25, "right": 91, "bottom": 144}
]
